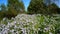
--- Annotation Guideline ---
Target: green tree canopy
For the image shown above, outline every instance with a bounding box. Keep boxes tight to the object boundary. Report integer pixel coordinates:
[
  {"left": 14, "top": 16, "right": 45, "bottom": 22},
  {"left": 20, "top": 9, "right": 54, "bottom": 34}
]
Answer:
[
  {"left": 27, "top": 0, "right": 59, "bottom": 15},
  {"left": 0, "top": 0, "right": 25, "bottom": 19},
  {"left": 28, "top": 0, "right": 47, "bottom": 14},
  {"left": 47, "top": 3, "right": 59, "bottom": 14},
  {"left": 6, "top": 0, "right": 25, "bottom": 19},
  {"left": 8, "top": 0, "right": 25, "bottom": 13}
]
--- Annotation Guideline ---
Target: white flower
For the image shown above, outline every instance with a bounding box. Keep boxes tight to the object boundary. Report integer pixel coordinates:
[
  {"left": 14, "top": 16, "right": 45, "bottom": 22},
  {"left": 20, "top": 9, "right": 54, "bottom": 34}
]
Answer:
[
  {"left": 13, "top": 21, "right": 16, "bottom": 24},
  {"left": 49, "top": 32, "right": 52, "bottom": 34},
  {"left": 3, "top": 18, "right": 6, "bottom": 21},
  {"left": 44, "top": 27, "right": 50, "bottom": 31},
  {"left": 11, "top": 29, "right": 14, "bottom": 32},
  {"left": 14, "top": 25, "right": 17, "bottom": 28}
]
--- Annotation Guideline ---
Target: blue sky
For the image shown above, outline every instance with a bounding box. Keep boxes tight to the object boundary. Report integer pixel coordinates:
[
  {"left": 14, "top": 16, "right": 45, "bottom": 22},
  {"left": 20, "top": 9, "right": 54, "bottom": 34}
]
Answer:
[
  {"left": 54, "top": 0, "right": 60, "bottom": 7},
  {"left": 0, "top": 0, "right": 60, "bottom": 10},
  {"left": 0, "top": 0, "right": 8, "bottom": 5},
  {"left": 22, "top": 0, "right": 31, "bottom": 10}
]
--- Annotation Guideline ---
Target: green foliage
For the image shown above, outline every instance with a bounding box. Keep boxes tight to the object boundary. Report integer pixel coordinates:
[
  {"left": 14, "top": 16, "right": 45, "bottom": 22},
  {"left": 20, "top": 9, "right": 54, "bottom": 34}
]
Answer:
[
  {"left": 0, "top": 14, "right": 60, "bottom": 34},
  {"left": 28, "top": 0, "right": 46, "bottom": 14},
  {"left": 0, "top": 4, "right": 7, "bottom": 20},
  {"left": 36, "top": 14, "right": 60, "bottom": 34},
  {"left": 8, "top": 0, "right": 25, "bottom": 12},
  {"left": 7, "top": 0, "right": 25, "bottom": 19},
  {"left": 27, "top": 0, "right": 59, "bottom": 15},
  {"left": 47, "top": 3, "right": 59, "bottom": 14},
  {"left": 56, "top": 8, "right": 60, "bottom": 14},
  {"left": 0, "top": 4, "right": 7, "bottom": 12},
  {"left": 0, "top": 0, "right": 25, "bottom": 20},
  {"left": 0, "top": 12, "right": 5, "bottom": 20}
]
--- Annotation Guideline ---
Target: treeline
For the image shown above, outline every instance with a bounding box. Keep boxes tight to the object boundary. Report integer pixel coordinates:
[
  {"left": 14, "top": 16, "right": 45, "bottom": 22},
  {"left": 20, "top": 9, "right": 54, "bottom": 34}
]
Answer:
[
  {"left": 27, "top": 0, "right": 60, "bottom": 15},
  {"left": 0, "top": 0, "right": 25, "bottom": 19},
  {"left": 0, "top": 0, "right": 60, "bottom": 20}
]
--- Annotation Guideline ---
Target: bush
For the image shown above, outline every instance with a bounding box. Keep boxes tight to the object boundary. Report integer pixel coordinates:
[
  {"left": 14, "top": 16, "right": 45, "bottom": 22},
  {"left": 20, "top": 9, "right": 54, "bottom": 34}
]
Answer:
[{"left": 0, "top": 14, "right": 60, "bottom": 34}]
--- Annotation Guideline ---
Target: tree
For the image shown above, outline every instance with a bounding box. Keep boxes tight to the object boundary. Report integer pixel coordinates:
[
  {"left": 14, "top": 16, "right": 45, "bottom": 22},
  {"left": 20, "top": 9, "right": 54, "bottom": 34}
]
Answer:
[
  {"left": 6, "top": 0, "right": 25, "bottom": 19},
  {"left": 44, "top": 0, "right": 59, "bottom": 14},
  {"left": 0, "top": 0, "right": 25, "bottom": 19},
  {"left": 27, "top": 0, "right": 59, "bottom": 14},
  {"left": 47, "top": 3, "right": 59, "bottom": 14},
  {"left": 0, "top": 4, "right": 7, "bottom": 12},
  {"left": 44, "top": 0, "right": 59, "bottom": 5},
  {"left": 56, "top": 8, "right": 60, "bottom": 14},
  {"left": 27, "top": 0, "right": 47, "bottom": 14},
  {"left": 0, "top": 4, "right": 7, "bottom": 20},
  {"left": 8, "top": 0, "right": 25, "bottom": 13}
]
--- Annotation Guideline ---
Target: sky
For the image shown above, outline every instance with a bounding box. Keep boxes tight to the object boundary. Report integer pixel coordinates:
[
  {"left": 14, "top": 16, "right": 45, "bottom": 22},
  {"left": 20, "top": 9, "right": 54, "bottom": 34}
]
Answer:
[
  {"left": 0, "top": 0, "right": 60, "bottom": 10},
  {"left": 22, "top": 0, "right": 31, "bottom": 10},
  {"left": 0, "top": 0, "right": 8, "bottom": 5},
  {"left": 54, "top": 0, "right": 60, "bottom": 7}
]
